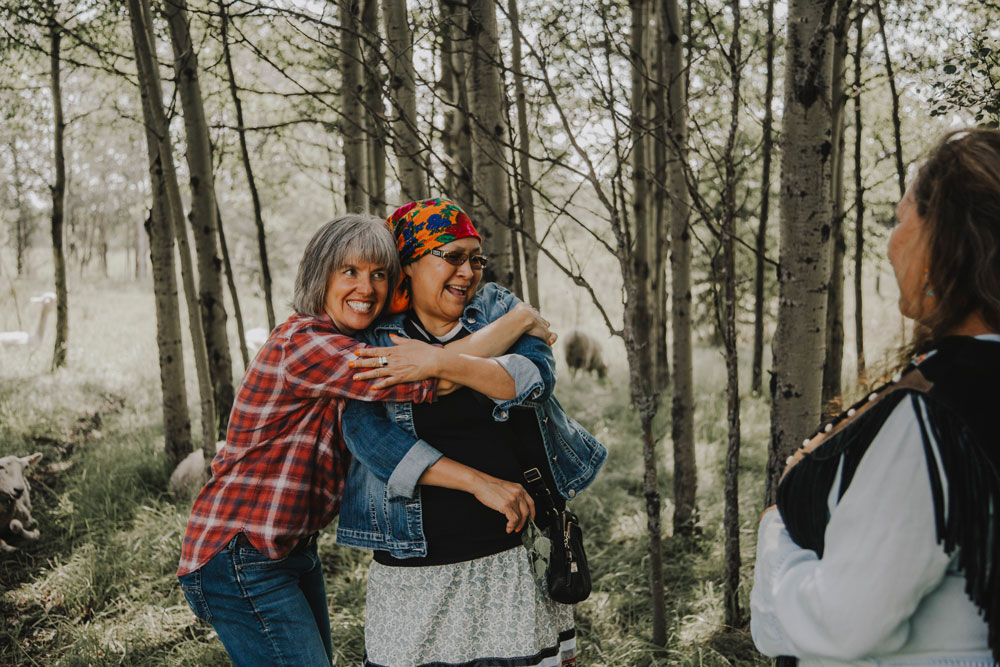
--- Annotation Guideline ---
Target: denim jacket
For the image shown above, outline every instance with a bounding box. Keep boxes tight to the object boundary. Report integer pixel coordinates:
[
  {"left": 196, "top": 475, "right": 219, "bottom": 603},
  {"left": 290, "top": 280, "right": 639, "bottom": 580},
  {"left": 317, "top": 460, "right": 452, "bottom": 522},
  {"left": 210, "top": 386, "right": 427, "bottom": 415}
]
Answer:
[{"left": 336, "top": 282, "right": 607, "bottom": 558}]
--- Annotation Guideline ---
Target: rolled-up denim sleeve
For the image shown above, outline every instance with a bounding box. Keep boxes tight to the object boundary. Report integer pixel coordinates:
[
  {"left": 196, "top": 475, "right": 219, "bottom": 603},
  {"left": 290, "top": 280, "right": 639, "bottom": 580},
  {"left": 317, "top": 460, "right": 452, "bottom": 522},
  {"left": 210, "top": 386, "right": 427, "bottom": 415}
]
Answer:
[
  {"left": 342, "top": 399, "right": 442, "bottom": 499},
  {"left": 489, "top": 353, "right": 545, "bottom": 420},
  {"left": 482, "top": 284, "right": 556, "bottom": 419}
]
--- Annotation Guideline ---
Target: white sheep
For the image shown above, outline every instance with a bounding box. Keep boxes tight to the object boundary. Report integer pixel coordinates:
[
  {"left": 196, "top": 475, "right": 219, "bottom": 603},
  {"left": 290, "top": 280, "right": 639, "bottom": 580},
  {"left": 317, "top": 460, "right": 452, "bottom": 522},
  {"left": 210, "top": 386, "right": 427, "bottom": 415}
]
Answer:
[
  {"left": 0, "top": 453, "right": 43, "bottom": 553},
  {"left": 168, "top": 440, "right": 224, "bottom": 498},
  {"left": 244, "top": 327, "right": 270, "bottom": 354},
  {"left": 0, "top": 292, "right": 57, "bottom": 348}
]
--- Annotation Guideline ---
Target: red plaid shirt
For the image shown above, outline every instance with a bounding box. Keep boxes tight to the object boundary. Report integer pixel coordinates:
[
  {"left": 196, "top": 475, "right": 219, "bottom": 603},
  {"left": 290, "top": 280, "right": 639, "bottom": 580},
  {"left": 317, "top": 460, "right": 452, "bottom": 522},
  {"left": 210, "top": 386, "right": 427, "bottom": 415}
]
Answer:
[{"left": 177, "top": 314, "right": 436, "bottom": 576}]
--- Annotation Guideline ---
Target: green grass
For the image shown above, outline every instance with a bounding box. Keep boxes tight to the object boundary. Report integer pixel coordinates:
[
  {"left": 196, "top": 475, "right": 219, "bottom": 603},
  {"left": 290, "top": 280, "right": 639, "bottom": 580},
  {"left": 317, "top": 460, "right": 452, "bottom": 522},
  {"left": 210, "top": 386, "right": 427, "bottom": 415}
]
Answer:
[{"left": 1, "top": 274, "right": 864, "bottom": 666}]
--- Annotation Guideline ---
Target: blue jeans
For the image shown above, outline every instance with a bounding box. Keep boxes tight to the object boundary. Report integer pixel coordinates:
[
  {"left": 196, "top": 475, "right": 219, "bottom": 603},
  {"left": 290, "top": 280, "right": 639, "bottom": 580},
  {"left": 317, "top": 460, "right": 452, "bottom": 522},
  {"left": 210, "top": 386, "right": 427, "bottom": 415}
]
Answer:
[{"left": 177, "top": 534, "right": 332, "bottom": 666}]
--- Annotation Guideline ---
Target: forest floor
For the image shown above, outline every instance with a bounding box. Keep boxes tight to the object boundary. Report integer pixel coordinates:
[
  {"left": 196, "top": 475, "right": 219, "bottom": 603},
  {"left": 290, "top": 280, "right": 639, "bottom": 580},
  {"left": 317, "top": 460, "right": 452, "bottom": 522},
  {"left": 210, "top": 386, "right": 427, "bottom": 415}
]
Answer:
[{"left": 0, "top": 278, "right": 813, "bottom": 666}]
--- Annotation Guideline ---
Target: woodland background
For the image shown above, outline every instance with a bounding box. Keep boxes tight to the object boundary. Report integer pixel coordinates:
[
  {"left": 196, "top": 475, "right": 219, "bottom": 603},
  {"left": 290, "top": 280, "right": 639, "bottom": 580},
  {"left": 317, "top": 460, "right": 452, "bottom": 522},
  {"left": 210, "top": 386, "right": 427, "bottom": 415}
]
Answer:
[{"left": 0, "top": 0, "right": 997, "bottom": 664}]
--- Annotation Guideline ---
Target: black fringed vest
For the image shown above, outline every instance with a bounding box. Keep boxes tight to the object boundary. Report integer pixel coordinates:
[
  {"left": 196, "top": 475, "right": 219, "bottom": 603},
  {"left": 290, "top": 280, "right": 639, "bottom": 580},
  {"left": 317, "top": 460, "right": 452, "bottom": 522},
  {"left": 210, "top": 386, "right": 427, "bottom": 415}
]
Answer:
[{"left": 775, "top": 336, "right": 1000, "bottom": 666}]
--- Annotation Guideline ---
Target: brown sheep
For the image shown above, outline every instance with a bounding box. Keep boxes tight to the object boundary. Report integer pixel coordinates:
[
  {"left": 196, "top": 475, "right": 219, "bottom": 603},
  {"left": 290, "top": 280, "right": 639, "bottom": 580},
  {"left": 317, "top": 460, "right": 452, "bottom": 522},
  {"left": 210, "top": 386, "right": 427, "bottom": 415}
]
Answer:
[
  {"left": 564, "top": 331, "right": 607, "bottom": 379},
  {"left": 0, "top": 453, "right": 42, "bottom": 553}
]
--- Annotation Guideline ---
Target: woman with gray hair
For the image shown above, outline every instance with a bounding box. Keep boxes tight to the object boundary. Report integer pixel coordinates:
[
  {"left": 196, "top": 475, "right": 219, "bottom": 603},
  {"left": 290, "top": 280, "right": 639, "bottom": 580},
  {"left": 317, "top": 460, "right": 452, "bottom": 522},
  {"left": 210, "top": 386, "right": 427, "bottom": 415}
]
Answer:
[{"left": 176, "top": 214, "right": 552, "bottom": 666}]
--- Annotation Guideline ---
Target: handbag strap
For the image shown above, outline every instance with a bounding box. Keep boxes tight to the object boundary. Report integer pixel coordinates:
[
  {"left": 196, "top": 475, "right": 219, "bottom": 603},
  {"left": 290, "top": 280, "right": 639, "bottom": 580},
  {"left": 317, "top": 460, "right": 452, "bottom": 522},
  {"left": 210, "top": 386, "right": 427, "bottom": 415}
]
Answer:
[
  {"left": 503, "top": 409, "right": 561, "bottom": 523},
  {"left": 523, "top": 467, "right": 559, "bottom": 521}
]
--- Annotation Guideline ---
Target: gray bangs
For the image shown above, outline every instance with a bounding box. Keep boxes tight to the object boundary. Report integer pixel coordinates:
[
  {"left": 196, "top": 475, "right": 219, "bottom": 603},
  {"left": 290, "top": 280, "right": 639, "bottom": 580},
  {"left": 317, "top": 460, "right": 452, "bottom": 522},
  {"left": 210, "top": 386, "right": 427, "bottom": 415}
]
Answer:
[{"left": 291, "top": 214, "right": 401, "bottom": 318}]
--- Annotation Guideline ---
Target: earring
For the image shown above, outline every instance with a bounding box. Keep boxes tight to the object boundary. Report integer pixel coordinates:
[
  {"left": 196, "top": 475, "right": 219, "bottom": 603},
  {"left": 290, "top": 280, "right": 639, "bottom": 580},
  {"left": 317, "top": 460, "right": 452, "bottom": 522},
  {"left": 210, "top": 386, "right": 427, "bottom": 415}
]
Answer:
[{"left": 923, "top": 268, "right": 934, "bottom": 297}]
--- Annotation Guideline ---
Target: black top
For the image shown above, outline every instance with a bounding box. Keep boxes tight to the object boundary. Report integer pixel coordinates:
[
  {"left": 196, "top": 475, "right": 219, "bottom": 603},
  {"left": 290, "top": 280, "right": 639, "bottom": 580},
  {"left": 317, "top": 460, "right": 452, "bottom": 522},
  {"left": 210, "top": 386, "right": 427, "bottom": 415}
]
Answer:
[{"left": 373, "top": 315, "right": 557, "bottom": 567}]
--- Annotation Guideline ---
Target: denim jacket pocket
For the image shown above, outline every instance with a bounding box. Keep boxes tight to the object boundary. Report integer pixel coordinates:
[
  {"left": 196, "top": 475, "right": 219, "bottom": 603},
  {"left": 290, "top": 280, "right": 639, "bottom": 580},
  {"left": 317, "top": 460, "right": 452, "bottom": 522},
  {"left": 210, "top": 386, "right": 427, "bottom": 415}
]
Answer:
[{"left": 177, "top": 570, "right": 213, "bottom": 623}]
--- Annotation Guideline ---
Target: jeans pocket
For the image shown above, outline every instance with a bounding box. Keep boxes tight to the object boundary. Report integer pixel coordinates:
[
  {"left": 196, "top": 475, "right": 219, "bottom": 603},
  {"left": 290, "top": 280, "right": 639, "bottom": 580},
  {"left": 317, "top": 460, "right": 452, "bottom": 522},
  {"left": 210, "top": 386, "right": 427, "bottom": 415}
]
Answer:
[
  {"left": 234, "top": 542, "right": 293, "bottom": 571},
  {"left": 177, "top": 571, "right": 213, "bottom": 623}
]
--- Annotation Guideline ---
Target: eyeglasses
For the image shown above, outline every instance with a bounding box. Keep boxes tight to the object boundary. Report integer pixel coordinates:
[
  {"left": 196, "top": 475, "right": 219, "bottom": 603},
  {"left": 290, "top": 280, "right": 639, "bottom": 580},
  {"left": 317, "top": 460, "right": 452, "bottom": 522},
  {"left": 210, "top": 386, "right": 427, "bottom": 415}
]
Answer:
[{"left": 429, "top": 249, "right": 489, "bottom": 270}]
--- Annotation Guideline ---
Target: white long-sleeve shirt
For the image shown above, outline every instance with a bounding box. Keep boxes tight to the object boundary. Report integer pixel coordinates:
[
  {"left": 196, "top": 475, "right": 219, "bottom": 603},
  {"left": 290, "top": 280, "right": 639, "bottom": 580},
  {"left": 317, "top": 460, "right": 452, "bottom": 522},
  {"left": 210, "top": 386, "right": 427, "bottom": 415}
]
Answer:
[{"left": 750, "top": 397, "right": 992, "bottom": 666}]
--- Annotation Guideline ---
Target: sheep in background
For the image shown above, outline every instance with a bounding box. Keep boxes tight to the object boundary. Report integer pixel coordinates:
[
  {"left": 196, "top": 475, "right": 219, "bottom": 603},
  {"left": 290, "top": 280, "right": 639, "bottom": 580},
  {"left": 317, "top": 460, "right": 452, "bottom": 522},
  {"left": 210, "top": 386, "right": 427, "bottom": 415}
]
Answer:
[
  {"left": 0, "top": 453, "right": 43, "bottom": 553},
  {"left": 0, "top": 292, "right": 56, "bottom": 348},
  {"left": 564, "top": 330, "right": 607, "bottom": 380},
  {"left": 244, "top": 327, "right": 270, "bottom": 355},
  {"left": 168, "top": 440, "right": 224, "bottom": 498}
]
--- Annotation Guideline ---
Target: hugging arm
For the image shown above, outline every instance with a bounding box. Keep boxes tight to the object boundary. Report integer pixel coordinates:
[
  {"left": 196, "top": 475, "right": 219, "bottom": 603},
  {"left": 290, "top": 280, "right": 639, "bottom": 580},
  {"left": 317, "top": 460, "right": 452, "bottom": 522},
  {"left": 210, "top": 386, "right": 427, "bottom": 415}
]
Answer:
[
  {"left": 282, "top": 329, "right": 435, "bottom": 403},
  {"left": 352, "top": 284, "right": 556, "bottom": 409},
  {"left": 482, "top": 284, "right": 557, "bottom": 408},
  {"left": 342, "top": 399, "right": 535, "bottom": 532},
  {"left": 352, "top": 335, "right": 518, "bottom": 399}
]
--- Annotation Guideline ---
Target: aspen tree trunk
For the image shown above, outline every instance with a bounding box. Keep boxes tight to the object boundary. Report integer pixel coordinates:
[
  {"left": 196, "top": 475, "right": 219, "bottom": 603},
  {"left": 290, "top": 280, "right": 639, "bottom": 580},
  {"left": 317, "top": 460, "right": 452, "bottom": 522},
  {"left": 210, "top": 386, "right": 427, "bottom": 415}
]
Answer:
[
  {"left": 130, "top": 0, "right": 216, "bottom": 459},
  {"left": 873, "top": 0, "right": 905, "bottom": 200},
  {"left": 99, "top": 223, "right": 109, "bottom": 278},
  {"left": 505, "top": 177, "right": 524, "bottom": 298},
  {"left": 219, "top": 0, "right": 276, "bottom": 329},
  {"left": 766, "top": 0, "right": 836, "bottom": 505},
  {"left": 136, "top": 215, "right": 148, "bottom": 279},
  {"left": 822, "top": 3, "right": 851, "bottom": 411},
  {"left": 361, "top": 0, "right": 386, "bottom": 215},
  {"left": 630, "top": 0, "right": 650, "bottom": 329},
  {"left": 752, "top": 0, "right": 776, "bottom": 395},
  {"left": 218, "top": 1, "right": 276, "bottom": 331},
  {"left": 853, "top": 12, "right": 866, "bottom": 382},
  {"left": 499, "top": 94, "right": 524, "bottom": 299},
  {"left": 467, "top": 0, "right": 513, "bottom": 287},
  {"left": 438, "top": 0, "right": 458, "bottom": 189},
  {"left": 629, "top": 0, "right": 666, "bottom": 646},
  {"left": 10, "top": 141, "right": 29, "bottom": 276},
  {"left": 439, "top": 0, "right": 473, "bottom": 209},
  {"left": 507, "top": 0, "right": 540, "bottom": 307},
  {"left": 165, "top": 0, "right": 234, "bottom": 437},
  {"left": 439, "top": 0, "right": 462, "bottom": 204},
  {"left": 383, "top": 0, "right": 427, "bottom": 201},
  {"left": 217, "top": 204, "right": 250, "bottom": 369},
  {"left": 129, "top": 0, "right": 192, "bottom": 469},
  {"left": 48, "top": 10, "right": 68, "bottom": 370},
  {"left": 340, "top": 0, "right": 368, "bottom": 212},
  {"left": 660, "top": 0, "right": 697, "bottom": 535},
  {"left": 651, "top": 15, "right": 669, "bottom": 392},
  {"left": 721, "top": 0, "right": 743, "bottom": 628}
]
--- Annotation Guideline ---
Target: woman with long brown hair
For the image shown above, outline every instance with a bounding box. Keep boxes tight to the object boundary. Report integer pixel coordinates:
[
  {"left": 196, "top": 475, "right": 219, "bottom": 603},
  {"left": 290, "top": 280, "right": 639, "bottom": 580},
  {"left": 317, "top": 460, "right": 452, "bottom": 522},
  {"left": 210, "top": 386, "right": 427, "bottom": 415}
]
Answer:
[{"left": 751, "top": 128, "right": 1000, "bottom": 665}]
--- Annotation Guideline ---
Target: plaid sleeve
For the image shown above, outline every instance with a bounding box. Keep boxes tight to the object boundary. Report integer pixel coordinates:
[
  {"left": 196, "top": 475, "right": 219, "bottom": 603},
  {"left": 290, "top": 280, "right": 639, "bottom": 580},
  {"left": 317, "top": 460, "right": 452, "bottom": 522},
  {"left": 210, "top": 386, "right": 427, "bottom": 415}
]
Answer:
[{"left": 282, "top": 328, "right": 436, "bottom": 403}]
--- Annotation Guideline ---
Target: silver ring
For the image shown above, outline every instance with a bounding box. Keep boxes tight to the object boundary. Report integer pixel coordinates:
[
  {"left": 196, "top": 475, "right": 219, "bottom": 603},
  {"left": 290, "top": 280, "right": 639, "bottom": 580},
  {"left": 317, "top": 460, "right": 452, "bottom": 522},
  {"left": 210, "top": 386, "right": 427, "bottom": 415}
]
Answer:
[{"left": 378, "top": 355, "right": 389, "bottom": 367}]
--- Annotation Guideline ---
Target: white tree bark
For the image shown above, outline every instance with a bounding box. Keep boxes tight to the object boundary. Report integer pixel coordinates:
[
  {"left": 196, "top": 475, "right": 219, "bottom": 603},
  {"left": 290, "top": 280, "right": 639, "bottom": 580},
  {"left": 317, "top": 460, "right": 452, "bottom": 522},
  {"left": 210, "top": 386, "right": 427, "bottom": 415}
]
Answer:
[
  {"left": 340, "top": 0, "right": 368, "bottom": 212},
  {"left": 660, "top": 0, "right": 697, "bottom": 534},
  {"left": 383, "top": 0, "right": 427, "bottom": 201},
  {"left": 467, "top": 0, "right": 514, "bottom": 288},
  {"left": 128, "top": 0, "right": 193, "bottom": 469},
  {"left": 766, "top": 0, "right": 837, "bottom": 504},
  {"left": 129, "top": 0, "right": 217, "bottom": 461},
  {"left": 164, "top": 0, "right": 234, "bottom": 440}
]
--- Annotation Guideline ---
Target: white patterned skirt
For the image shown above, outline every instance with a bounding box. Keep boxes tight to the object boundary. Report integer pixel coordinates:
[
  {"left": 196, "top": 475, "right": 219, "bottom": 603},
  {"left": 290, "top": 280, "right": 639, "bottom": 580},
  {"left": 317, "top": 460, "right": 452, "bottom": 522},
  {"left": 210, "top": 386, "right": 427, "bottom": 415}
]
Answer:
[{"left": 363, "top": 545, "right": 576, "bottom": 667}]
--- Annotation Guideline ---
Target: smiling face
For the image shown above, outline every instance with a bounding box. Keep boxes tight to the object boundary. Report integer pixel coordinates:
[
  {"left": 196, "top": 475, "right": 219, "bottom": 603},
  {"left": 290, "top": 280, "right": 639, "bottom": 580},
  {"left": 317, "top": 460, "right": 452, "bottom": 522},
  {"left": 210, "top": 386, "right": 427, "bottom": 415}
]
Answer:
[
  {"left": 888, "top": 185, "right": 935, "bottom": 323},
  {"left": 323, "top": 258, "right": 390, "bottom": 335},
  {"left": 404, "top": 237, "right": 483, "bottom": 333}
]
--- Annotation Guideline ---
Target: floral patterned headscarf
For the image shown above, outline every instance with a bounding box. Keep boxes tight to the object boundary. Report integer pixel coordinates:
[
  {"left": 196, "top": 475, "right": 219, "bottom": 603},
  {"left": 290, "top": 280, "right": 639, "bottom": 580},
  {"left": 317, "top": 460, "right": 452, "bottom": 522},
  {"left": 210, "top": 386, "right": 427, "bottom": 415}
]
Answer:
[{"left": 384, "top": 198, "right": 481, "bottom": 313}]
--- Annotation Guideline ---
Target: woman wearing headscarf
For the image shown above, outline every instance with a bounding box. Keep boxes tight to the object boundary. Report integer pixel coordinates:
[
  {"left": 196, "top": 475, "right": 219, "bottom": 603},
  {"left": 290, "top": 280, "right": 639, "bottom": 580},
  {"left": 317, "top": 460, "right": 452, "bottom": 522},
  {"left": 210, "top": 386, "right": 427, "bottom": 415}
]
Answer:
[
  {"left": 177, "top": 214, "right": 552, "bottom": 666},
  {"left": 751, "top": 129, "right": 1000, "bottom": 665},
  {"left": 338, "top": 198, "right": 606, "bottom": 667}
]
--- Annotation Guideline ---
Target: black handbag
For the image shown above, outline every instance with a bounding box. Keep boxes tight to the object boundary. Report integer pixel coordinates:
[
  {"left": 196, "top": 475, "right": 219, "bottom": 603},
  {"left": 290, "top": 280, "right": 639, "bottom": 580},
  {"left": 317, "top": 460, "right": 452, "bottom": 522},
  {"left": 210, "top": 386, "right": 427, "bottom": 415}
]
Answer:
[{"left": 523, "top": 467, "right": 592, "bottom": 604}]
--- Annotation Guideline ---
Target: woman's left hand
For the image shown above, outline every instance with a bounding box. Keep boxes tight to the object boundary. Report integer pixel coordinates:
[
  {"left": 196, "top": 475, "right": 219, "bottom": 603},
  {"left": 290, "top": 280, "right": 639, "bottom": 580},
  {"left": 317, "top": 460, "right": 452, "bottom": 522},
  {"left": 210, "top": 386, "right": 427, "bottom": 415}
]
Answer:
[{"left": 350, "top": 335, "right": 443, "bottom": 389}]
